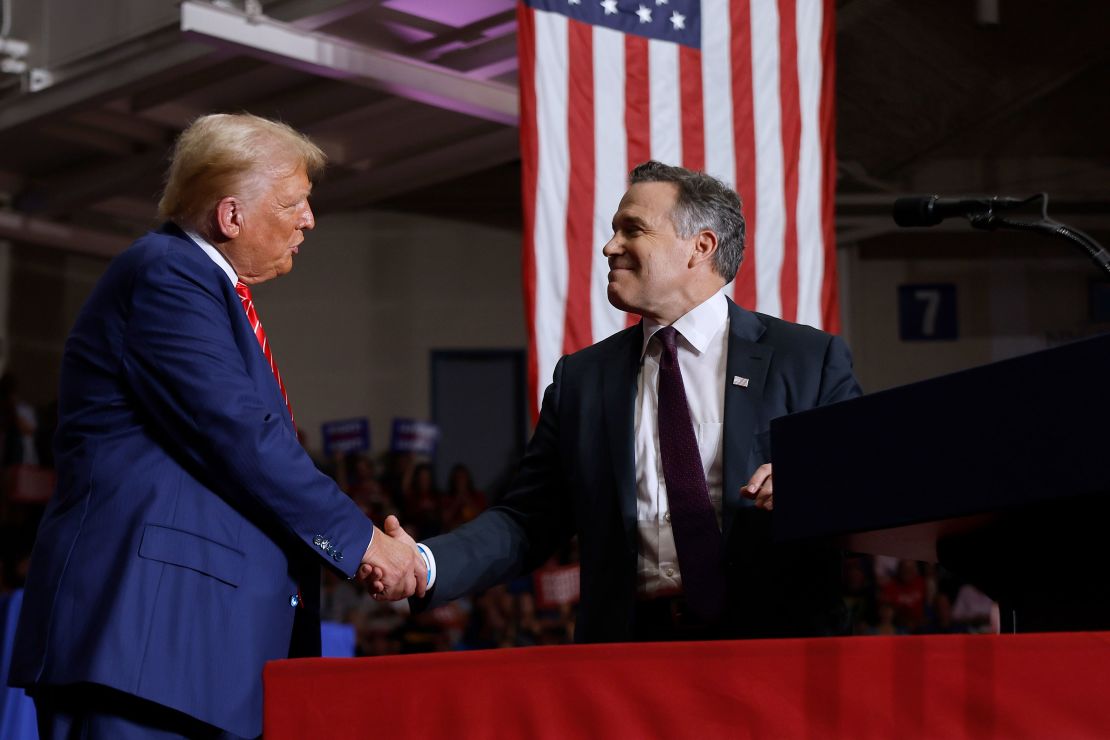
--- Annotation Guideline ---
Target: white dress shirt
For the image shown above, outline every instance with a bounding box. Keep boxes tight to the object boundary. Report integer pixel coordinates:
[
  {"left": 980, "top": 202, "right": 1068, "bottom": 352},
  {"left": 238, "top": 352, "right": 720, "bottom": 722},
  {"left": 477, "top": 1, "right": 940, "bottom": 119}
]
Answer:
[
  {"left": 636, "top": 289, "right": 729, "bottom": 597},
  {"left": 421, "top": 290, "right": 730, "bottom": 594},
  {"left": 184, "top": 228, "right": 237, "bottom": 285}
]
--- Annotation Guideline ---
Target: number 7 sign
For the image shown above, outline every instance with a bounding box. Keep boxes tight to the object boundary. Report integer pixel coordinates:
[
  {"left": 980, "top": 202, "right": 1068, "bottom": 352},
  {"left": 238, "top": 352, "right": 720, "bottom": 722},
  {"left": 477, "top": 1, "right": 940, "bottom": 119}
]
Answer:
[{"left": 898, "top": 283, "right": 958, "bottom": 341}]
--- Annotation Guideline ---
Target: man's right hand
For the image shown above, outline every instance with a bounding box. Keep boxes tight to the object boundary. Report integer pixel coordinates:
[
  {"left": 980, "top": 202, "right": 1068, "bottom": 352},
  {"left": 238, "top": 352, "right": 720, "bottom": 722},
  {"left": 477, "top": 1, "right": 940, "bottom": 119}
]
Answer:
[{"left": 357, "top": 516, "right": 427, "bottom": 600}]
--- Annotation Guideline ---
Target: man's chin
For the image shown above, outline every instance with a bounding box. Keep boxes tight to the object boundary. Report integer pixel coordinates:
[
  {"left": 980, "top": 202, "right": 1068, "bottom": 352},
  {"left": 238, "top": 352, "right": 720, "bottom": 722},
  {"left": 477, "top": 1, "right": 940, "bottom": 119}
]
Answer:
[{"left": 606, "top": 286, "right": 634, "bottom": 314}]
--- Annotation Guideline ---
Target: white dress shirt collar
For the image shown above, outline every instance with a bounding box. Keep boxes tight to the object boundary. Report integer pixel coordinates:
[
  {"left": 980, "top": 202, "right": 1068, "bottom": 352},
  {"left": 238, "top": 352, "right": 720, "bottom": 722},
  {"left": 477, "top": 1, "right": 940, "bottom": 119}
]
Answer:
[
  {"left": 183, "top": 228, "right": 238, "bottom": 285},
  {"left": 640, "top": 288, "right": 729, "bottom": 359}
]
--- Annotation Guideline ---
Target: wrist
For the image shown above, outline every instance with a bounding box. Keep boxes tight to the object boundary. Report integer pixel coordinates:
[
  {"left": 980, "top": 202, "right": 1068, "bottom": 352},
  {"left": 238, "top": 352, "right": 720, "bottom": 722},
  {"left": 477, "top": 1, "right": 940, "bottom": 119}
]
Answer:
[{"left": 415, "top": 543, "right": 436, "bottom": 588}]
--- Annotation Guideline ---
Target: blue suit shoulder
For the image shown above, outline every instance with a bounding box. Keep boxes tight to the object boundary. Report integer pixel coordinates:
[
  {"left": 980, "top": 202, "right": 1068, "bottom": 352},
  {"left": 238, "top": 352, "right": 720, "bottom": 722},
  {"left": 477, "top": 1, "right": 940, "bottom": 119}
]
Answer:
[{"left": 117, "top": 225, "right": 218, "bottom": 276}]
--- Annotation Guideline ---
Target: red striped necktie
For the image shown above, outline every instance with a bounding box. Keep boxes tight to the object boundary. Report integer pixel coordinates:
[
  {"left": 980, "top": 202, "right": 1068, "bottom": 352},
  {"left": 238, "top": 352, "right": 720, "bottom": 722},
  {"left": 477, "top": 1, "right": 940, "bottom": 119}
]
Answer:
[{"left": 235, "top": 281, "right": 294, "bottom": 425}]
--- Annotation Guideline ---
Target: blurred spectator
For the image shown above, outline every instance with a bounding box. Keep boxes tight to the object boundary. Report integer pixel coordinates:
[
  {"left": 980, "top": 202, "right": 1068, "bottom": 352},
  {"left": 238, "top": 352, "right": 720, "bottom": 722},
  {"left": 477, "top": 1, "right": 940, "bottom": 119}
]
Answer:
[
  {"left": 320, "top": 567, "right": 364, "bottom": 624},
  {"left": 352, "top": 596, "right": 408, "bottom": 657},
  {"left": 403, "top": 463, "right": 441, "bottom": 539},
  {"left": 951, "top": 583, "right": 996, "bottom": 632},
  {"left": 380, "top": 451, "right": 416, "bottom": 511},
  {"left": 873, "top": 554, "right": 900, "bottom": 587},
  {"left": 459, "top": 585, "right": 514, "bottom": 650},
  {"left": 842, "top": 556, "right": 878, "bottom": 635},
  {"left": 881, "top": 560, "right": 928, "bottom": 632},
  {"left": 335, "top": 452, "right": 393, "bottom": 521},
  {"left": 441, "top": 463, "right": 488, "bottom": 531},
  {"left": 870, "top": 601, "right": 904, "bottom": 636},
  {"left": 1, "top": 373, "right": 38, "bottom": 467}
]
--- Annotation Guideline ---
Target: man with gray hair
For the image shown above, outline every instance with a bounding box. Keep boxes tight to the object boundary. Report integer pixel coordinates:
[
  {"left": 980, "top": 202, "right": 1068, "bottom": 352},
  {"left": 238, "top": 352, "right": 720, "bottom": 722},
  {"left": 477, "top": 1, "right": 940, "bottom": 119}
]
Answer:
[
  {"left": 9, "top": 113, "right": 424, "bottom": 739},
  {"left": 395, "top": 160, "right": 861, "bottom": 642}
]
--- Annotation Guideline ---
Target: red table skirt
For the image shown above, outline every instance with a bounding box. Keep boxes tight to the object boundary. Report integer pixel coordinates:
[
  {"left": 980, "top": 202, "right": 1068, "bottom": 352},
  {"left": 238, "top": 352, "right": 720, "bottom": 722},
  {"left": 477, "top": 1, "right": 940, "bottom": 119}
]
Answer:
[{"left": 264, "top": 632, "right": 1110, "bottom": 739}]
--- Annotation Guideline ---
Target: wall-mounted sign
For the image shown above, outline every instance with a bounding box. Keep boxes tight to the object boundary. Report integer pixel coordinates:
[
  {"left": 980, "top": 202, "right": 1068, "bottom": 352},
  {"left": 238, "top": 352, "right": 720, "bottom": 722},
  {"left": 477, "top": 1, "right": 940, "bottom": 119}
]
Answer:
[{"left": 898, "top": 283, "right": 957, "bottom": 341}]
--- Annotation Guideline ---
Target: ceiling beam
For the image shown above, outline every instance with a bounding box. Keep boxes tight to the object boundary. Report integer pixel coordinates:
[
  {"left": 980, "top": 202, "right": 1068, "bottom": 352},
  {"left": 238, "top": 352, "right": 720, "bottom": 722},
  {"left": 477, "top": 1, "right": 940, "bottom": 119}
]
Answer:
[
  {"left": 407, "top": 10, "right": 516, "bottom": 59},
  {"left": 180, "top": 0, "right": 519, "bottom": 126},
  {"left": 0, "top": 211, "right": 130, "bottom": 258},
  {"left": 315, "top": 126, "right": 520, "bottom": 209},
  {"left": 0, "top": 30, "right": 213, "bottom": 134},
  {"left": 878, "top": 43, "right": 1110, "bottom": 177},
  {"left": 284, "top": 0, "right": 378, "bottom": 31},
  {"left": 18, "top": 150, "right": 167, "bottom": 218}
]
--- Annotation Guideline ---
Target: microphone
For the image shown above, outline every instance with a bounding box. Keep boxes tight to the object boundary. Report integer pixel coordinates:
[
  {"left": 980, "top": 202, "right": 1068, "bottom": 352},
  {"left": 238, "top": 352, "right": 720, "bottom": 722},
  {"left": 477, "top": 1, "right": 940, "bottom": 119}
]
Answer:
[{"left": 892, "top": 195, "right": 1027, "bottom": 227}]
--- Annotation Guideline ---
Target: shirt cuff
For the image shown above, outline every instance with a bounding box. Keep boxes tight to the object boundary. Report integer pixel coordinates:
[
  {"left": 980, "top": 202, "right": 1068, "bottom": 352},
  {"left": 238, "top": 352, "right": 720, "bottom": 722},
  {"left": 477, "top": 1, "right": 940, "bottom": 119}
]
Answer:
[{"left": 416, "top": 543, "right": 436, "bottom": 589}]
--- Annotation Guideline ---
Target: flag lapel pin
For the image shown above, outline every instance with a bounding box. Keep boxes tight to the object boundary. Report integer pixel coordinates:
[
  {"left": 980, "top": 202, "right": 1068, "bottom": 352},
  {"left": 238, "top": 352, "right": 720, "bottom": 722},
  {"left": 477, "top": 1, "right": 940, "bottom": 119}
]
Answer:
[{"left": 733, "top": 376, "right": 750, "bottom": 388}]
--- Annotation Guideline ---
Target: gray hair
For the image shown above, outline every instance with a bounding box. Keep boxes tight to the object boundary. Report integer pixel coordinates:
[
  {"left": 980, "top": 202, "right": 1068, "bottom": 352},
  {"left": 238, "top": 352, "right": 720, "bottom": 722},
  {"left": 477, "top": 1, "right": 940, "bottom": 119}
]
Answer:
[{"left": 628, "top": 160, "right": 745, "bottom": 282}]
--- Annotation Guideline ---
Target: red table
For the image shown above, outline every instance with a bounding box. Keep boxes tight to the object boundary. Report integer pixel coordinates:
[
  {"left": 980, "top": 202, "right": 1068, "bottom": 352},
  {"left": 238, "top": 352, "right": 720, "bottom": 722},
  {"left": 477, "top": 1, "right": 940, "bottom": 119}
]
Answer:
[{"left": 265, "top": 632, "right": 1110, "bottom": 739}]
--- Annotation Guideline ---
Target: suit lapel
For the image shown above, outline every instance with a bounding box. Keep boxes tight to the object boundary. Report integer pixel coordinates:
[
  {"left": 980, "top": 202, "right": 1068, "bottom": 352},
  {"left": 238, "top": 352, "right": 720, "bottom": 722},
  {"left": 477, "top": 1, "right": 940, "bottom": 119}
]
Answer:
[
  {"left": 603, "top": 323, "right": 643, "bottom": 553},
  {"left": 722, "top": 300, "right": 771, "bottom": 539},
  {"left": 171, "top": 222, "right": 295, "bottom": 434},
  {"left": 218, "top": 267, "right": 295, "bottom": 433}
]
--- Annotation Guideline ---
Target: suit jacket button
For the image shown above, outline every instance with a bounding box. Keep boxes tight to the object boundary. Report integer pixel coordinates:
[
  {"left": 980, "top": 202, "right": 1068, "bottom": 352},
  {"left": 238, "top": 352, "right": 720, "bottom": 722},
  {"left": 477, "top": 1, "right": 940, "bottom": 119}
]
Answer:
[
  {"left": 289, "top": 594, "right": 300, "bottom": 607},
  {"left": 333, "top": 550, "right": 343, "bottom": 561},
  {"left": 313, "top": 535, "right": 324, "bottom": 547}
]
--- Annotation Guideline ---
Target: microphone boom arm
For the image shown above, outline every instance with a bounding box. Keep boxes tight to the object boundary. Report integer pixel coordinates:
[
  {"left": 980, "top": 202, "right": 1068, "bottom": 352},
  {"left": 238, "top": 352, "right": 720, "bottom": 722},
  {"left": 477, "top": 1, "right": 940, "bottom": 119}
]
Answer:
[{"left": 898, "top": 193, "right": 1110, "bottom": 277}]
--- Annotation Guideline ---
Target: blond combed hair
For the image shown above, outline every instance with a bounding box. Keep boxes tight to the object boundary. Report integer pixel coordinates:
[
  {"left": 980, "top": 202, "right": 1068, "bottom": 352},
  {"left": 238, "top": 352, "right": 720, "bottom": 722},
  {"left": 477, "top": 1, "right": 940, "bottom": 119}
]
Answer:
[{"left": 158, "top": 113, "right": 327, "bottom": 230}]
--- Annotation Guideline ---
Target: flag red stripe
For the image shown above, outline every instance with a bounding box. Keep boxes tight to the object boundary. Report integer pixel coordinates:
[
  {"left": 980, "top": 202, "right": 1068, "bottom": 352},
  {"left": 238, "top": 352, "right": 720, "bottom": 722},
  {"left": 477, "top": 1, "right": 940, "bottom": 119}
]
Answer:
[
  {"left": 624, "top": 34, "right": 650, "bottom": 329},
  {"left": 730, "top": 0, "right": 757, "bottom": 310},
  {"left": 518, "top": 3, "right": 541, "bottom": 421},
  {"left": 563, "top": 18, "right": 596, "bottom": 355},
  {"left": 818, "top": 0, "right": 840, "bottom": 334},
  {"left": 777, "top": 0, "right": 800, "bottom": 323},
  {"left": 519, "top": 1, "right": 840, "bottom": 415},
  {"left": 679, "top": 45, "right": 704, "bottom": 171},
  {"left": 624, "top": 35, "right": 651, "bottom": 172}
]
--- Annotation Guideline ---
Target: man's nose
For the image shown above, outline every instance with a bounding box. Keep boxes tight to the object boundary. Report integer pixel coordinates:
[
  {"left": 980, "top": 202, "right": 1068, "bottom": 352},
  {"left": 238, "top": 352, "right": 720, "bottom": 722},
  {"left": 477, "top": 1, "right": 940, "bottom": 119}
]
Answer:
[
  {"left": 301, "top": 203, "right": 316, "bottom": 231},
  {"left": 602, "top": 235, "right": 621, "bottom": 257}
]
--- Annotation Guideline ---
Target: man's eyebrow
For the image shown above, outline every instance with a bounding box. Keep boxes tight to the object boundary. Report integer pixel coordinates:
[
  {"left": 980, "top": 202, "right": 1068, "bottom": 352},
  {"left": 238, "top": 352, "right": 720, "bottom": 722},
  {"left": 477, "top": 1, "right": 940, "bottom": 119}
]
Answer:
[{"left": 612, "top": 214, "right": 647, "bottom": 231}]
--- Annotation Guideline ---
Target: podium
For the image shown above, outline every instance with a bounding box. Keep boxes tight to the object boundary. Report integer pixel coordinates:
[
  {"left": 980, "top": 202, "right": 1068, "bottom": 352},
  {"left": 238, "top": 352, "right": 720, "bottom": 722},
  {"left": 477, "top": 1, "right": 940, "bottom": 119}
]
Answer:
[{"left": 771, "top": 333, "right": 1110, "bottom": 632}]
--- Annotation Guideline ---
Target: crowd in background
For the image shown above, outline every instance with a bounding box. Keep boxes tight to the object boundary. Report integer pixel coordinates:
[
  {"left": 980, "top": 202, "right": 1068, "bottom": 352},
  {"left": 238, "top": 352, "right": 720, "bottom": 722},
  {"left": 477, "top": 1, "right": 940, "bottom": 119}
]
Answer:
[{"left": 1, "top": 372, "right": 997, "bottom": 660}]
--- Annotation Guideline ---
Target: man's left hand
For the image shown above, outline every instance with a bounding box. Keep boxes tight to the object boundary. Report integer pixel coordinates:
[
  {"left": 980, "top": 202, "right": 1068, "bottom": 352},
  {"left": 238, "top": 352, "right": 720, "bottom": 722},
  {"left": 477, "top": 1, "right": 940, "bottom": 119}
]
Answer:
[{"left": 743, "top": 463, "right": 773, "bottom": 511}]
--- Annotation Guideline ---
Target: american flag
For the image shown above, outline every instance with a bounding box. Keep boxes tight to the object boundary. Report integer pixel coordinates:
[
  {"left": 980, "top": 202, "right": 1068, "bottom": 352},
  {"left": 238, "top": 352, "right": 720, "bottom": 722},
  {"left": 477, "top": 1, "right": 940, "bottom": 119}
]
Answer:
[{"left": 518, "top": 0, "right": 838, "bottom": 416}]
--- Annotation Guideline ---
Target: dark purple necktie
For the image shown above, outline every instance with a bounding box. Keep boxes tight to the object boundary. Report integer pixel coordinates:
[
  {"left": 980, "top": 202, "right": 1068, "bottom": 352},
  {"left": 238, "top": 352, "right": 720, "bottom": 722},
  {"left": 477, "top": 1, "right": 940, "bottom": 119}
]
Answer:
[{"left": 655, "top": 325, "right": 726, "bottom": 623}]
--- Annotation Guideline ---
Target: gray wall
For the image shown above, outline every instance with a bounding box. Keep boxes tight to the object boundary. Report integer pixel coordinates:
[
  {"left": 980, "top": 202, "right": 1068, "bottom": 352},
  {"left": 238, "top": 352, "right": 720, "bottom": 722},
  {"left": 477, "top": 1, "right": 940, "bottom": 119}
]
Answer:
[
  {"left": 839, "top": 234, "right": 1107, "bottom": 393},
  {"left": 247, "top": 208, "right": 525, "bottom": 452}
]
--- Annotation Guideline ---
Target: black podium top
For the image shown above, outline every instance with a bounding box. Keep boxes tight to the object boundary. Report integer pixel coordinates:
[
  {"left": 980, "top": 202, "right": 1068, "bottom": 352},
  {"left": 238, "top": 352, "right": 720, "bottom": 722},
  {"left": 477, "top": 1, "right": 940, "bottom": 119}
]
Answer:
[{"left": 771, "top": 332, "right": 1110, "bottom": 562}]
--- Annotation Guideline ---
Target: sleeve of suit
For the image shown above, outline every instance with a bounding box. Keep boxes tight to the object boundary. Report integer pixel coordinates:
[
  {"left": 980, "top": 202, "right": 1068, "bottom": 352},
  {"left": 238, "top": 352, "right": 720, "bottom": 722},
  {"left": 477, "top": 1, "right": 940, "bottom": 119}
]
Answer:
[
  {"left": 120, "top": 249, "right": 373, "bottom": 578},
  {"left": 817, "top": 334, "right": 864, "bottom": 405},
  {"left": 418, "top": 357, "right": 575, "bottom": 607}
]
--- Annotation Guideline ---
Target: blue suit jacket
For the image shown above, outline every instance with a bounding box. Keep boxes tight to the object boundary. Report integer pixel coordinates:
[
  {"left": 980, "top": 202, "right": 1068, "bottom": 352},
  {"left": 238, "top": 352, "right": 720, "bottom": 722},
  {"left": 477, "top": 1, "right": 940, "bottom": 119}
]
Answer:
[
  {"left": 423, "top": 299, "right": 862, "bottom": 641},
  {"left": 9, "top": 225, "right": 374, "bottom": 737}
]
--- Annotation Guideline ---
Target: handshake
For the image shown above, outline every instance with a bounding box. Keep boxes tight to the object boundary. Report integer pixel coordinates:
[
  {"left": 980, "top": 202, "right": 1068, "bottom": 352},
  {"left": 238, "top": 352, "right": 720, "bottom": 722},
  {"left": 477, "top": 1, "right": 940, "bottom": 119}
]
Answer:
[{"left": 356, "top": 515, "right": 428, "bottom": 601}]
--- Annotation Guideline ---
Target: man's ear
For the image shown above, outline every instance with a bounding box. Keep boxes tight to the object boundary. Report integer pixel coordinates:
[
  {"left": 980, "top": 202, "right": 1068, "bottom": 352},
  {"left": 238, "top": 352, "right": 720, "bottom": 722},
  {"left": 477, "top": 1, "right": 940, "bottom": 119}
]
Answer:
[
  {"left": 214, "top": 196, "right": 242, "bottom": 241},
  {"left": 690, "top": 229, "right": 719, "bottom": 268}
]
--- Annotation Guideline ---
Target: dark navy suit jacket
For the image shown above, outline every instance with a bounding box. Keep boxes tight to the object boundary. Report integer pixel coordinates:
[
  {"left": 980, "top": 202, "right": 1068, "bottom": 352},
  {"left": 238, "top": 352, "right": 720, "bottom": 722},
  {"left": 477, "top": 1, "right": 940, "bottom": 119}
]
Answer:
[
  {"left": 423, "top": 299, "right": 862, "bottom": 642},
  {"left": 9, "top": 225, "right": 374, "bottom": 737}
]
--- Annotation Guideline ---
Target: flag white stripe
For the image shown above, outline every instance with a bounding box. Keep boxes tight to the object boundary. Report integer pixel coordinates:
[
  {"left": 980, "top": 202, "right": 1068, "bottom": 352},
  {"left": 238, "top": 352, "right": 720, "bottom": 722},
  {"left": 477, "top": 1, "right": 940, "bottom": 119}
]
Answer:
[
  {"left": 700, "top": 0, "right": 737, "bottom": 190},
  {"left": 591, "top": 23, "right": 628, "bottom": 343},
  {"left": 795, "top": 0, "right": 825, "bottom": 328},
  {"left": 533, "top": 9, "right": 571, "bottom": 403},
  {"left": 701, "top": 0, "right": 738, "bottom": 298},
  {"left": 523, "top": 0, "right": 839, "bottom": 417},
  {"left": 648, "top": 39, "right": 681, "bottom": 167},
  {"left": 750, "top": 0, "right": 785, "bottom": 317}
]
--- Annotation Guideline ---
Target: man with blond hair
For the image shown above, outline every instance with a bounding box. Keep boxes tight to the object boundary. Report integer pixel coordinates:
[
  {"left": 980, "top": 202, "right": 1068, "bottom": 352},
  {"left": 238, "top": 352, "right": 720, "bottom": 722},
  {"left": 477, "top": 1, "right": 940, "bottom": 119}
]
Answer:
[{"left": 9, "top": 113, "right": 424, "bottom": 739}]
